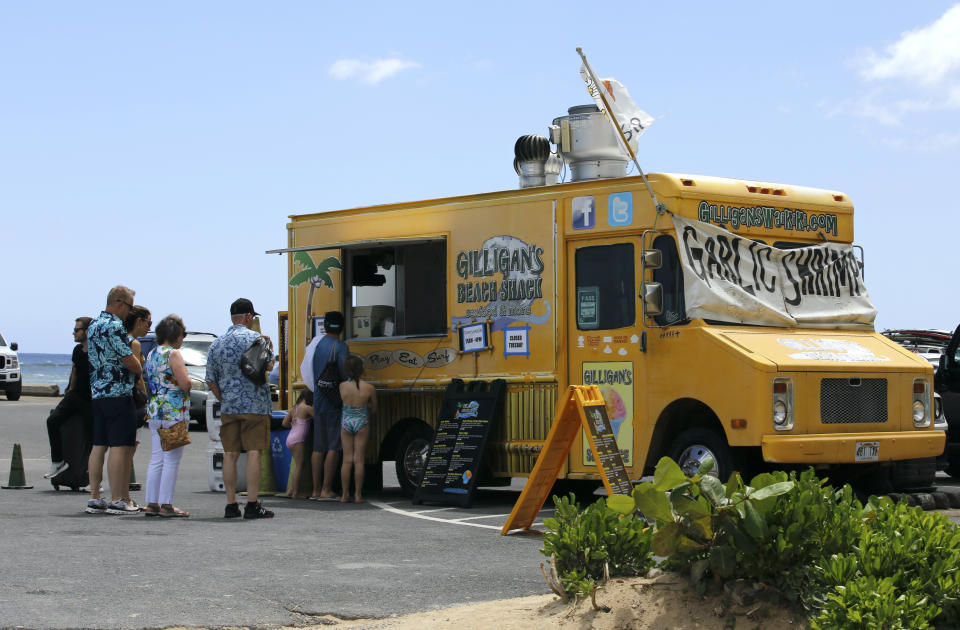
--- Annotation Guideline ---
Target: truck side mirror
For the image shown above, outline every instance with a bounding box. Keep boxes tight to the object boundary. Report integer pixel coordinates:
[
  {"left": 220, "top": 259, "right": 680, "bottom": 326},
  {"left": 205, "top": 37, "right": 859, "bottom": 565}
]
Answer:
[
  {"left": 10, "top": 342, "right": 17, "bottom": 351},
  {"left": 643, "top": 249, "right": 662, "bottom": 270},
  {"left": 642, "top": 283, "right": 663, "bottom": 316}
]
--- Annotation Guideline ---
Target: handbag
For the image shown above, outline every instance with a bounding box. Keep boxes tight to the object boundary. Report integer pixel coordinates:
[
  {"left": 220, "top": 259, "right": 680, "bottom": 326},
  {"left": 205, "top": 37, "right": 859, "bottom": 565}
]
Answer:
[
  {"left": 157, "top": 420, "right": 192, "bottom": 451},
  {"left": 315, "top": 342, "right": 343, "bottom": 408},
  {"left": 240, "top": 336, "right": 272, "bottom": 386}
]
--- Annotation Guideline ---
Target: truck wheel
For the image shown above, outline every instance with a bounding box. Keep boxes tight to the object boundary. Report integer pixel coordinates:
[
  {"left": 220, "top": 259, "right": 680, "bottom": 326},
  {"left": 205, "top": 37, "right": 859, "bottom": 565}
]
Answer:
[
  {"left": 891, "top": 457, "right": 937, "bottom": 492},
  {"left": 5, "top": 381, "right": 21, "bottom": 401},
  {"left": 394, "top": 424, "right": 433, "bottom": 497},
  {"left": 669, "top": 428, "right": 732, "bottom": 480}
]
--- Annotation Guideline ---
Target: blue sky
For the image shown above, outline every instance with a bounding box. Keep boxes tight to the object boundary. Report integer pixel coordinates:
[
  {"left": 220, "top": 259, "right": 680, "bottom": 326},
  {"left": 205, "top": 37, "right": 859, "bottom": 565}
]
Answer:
[{"left": 2, "top": 2, "right": 959, "bottom": 353}]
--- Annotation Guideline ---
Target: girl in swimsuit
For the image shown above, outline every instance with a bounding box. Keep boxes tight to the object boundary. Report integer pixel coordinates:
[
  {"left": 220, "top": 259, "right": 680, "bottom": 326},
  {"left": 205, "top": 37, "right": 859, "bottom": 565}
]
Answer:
[
  {"left": 338, "top": 356, "right": 377, "bottom": 503},
  {"left": 281, "top": 390, "right": 313, "bottom": 499}
]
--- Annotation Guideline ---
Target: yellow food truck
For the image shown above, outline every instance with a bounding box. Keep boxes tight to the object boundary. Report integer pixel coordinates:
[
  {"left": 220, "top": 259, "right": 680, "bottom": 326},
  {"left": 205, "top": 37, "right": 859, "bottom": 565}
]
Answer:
[{"left": 275, "top": 105, "right": 943, "bottom": 495}]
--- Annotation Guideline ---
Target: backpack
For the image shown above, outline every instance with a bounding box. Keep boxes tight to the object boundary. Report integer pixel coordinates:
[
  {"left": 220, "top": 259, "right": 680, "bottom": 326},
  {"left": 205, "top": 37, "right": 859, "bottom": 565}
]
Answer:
[
  {"left": 239, "top": 336, "right": 272, "bottom": 386},
  {"left": 315, "top": 341, "right": 343, "bottom": 407}
]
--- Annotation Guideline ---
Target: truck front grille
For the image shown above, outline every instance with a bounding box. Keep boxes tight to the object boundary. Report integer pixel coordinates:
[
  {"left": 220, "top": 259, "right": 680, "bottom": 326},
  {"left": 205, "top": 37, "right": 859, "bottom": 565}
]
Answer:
[{"left": 820, "top": 378, "right": 887, "bottom": 424}]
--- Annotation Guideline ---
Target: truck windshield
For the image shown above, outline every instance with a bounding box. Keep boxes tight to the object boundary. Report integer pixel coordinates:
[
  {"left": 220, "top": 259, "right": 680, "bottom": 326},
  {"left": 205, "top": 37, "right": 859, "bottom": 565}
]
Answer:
[{"left": 0, "top": 332, "right": 6, "bottom": 346}]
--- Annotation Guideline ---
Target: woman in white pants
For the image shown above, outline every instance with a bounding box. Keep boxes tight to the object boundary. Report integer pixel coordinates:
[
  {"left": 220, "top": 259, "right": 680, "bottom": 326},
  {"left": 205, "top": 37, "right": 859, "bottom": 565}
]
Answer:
[{"left": 143, "top": 315, "right": 192, "bottom": 517}]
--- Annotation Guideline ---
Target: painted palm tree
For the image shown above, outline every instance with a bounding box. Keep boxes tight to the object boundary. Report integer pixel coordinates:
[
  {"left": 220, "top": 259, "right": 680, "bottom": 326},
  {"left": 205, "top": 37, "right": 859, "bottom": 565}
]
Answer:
[{"left": 288, "top": 252, "right": 342, "bottom": 341}]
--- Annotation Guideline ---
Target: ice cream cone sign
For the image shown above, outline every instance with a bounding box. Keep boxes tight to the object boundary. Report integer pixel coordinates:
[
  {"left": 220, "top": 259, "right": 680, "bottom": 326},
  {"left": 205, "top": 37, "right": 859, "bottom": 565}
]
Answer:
[{"left": 288, "top": 251, "right": 341, "bottom": 342}]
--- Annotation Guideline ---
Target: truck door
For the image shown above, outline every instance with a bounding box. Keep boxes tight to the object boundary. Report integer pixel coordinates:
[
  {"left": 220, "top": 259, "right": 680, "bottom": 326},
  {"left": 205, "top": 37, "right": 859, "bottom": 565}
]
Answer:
[{"left": 566, "top": 237, "right": 646, "bottom": 478}]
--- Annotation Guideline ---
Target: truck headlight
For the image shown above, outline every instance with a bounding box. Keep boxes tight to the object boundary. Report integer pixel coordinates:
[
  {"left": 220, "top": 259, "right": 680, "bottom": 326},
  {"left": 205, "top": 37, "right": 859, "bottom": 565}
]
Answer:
[
  {"left": 772, "top": 377, "right": 794, "bottom": 431},
  {"left": 913, "top": 379, "right": 931, "bottom": 427}
]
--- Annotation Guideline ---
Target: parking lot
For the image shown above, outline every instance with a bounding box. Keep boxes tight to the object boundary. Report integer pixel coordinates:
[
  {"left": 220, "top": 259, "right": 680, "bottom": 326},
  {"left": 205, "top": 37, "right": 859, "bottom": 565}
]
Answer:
[{"left": 0, "top": 397, "right": 553, "bottom": 630}]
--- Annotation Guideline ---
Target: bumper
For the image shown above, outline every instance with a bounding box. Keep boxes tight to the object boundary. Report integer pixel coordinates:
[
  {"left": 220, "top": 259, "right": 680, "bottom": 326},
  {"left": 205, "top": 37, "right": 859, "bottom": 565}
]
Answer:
[{"left": 762, "top": 431, "right": 946, "bottom": 464}]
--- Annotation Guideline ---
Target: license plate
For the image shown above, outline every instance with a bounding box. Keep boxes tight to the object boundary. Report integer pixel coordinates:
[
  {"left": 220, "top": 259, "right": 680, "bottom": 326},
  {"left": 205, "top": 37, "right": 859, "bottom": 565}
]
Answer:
[{"left": 855, "top": 441, "right": 879, "bottom": 462}]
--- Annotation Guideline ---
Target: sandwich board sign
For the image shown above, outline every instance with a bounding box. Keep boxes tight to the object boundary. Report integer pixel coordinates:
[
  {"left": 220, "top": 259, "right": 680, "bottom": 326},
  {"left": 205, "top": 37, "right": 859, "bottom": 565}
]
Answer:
[
  {"left": 501, "top": 385, "right": 632, "bottom": 535},
  {"left": 413, "top": 379, "right": 506, "bottom": 508}
]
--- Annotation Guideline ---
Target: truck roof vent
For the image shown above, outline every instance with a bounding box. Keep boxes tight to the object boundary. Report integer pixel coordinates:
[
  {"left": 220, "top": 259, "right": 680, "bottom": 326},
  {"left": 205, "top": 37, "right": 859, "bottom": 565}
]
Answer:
[
  {"left": 550, "top": 104, "right": 628, "bottom": 182},
  {"left": 514, "top": 134, "right": 558, "bottom": 188}
]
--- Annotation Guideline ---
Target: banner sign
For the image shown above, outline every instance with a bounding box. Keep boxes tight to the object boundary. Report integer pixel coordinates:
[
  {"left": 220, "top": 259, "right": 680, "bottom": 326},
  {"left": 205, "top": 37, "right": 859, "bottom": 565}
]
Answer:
[{"left": 673, "top": 216, "right": 876, "bottom": 327}]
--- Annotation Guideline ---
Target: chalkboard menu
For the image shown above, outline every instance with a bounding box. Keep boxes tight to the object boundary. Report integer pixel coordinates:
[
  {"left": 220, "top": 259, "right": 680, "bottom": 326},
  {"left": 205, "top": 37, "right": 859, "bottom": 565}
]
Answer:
[
  {"left": 582, "top": 403, "right": 633, "bottom": 495},
  {"left": 413, "top": 379, "right": 506, "bottom": 507}
]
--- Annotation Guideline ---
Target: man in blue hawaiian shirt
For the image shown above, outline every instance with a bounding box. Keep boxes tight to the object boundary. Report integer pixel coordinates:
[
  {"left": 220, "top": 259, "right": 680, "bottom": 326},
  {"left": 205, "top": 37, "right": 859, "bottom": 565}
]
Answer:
[
  {"left": 85, "top": 286, "right": 143, "bottom": 515},
  {"left": 206, "top": 298, "right": 276, "bottom": 519}
]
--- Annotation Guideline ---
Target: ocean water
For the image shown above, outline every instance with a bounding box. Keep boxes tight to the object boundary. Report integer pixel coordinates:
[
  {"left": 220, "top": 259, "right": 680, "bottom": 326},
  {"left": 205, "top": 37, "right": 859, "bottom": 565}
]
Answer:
[{"left": 19, "top": 352, "right": 72, "bottom": 392}]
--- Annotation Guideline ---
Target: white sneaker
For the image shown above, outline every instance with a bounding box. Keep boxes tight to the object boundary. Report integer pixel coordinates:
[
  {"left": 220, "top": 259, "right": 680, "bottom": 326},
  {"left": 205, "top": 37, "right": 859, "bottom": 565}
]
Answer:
[
  {"left": 106, "top": 499, "right": 140, "bottom": 515},
  {"left": 43, "top": 461, "right": 69, "bottom": 479}
]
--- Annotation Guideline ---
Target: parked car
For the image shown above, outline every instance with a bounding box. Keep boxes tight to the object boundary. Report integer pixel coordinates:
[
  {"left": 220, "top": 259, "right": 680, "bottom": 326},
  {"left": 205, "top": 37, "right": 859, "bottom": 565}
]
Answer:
[
  {"left": 0, "top": 331, "right": 21, "bottom": 401},
  {"left": 138, "top": 331, "right": 217, "bottom": 428},
  {"left": 883, "top": 327, "right": 958, "bottom": 477}
]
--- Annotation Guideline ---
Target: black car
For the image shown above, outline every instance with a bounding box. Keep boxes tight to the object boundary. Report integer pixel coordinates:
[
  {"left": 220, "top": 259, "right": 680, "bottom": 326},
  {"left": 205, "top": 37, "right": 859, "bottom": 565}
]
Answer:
[{"left": 935, "top": 324, "right": 960, "bottom": 477}]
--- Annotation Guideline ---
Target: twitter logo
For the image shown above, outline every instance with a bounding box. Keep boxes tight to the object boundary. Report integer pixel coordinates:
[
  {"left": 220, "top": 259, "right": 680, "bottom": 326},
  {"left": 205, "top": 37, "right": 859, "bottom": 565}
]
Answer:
[{"left": 608, "top": 193, "right": 633, "bottom": 226}]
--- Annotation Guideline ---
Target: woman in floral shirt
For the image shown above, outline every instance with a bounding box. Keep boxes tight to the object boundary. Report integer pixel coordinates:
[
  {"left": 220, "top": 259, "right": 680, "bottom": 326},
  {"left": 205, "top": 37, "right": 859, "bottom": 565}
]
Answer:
[{"left": 143, "top": 315, "right": 192, "bottom": 517}]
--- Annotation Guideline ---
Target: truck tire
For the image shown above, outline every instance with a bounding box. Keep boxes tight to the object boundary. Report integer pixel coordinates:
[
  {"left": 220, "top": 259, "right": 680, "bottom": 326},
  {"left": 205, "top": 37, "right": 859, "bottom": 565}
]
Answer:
[
  {"left": 5, "top": 381, "right": 21, "bottom": 401},
  {"left": 394, "top": 424, "right": 433, "bottom": 497},
  {"left": 891, "top": 457, "right": 937, "bottom": 492},
  {"left": 669, "top": 428, "right": 733, "bottom": 480}
]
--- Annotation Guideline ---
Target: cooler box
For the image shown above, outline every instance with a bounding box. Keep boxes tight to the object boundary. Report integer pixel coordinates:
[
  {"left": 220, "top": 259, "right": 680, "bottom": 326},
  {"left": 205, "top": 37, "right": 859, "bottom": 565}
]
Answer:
[
  {"left": 206, "top": 393, "right": 221, "bottom": 442},
  {"left": 207, "top": 442, "right": 247, "bottom": 492},
  {"left": 351, "top": 305, "right": 395, "bottom": 338},
  {"left": 270, "top": 411, "right": 292, "bottom": 493}
]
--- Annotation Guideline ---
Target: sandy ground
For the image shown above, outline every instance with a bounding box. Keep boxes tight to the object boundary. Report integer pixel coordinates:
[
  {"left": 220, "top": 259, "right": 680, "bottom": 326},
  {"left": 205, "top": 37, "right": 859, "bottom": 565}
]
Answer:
[{"left": 179, "top": 572, "right": 806, "bottom": 629}]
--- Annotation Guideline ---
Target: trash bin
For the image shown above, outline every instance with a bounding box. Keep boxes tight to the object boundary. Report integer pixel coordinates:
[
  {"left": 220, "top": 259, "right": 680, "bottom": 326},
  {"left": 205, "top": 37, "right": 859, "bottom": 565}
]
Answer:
[{"left": 270, "top": 411, "right": 292, "bottom": 493}]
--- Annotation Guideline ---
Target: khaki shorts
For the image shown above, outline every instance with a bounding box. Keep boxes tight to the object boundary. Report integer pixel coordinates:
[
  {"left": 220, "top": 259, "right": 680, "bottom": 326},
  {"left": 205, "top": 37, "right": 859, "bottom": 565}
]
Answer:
[{"left": 220, "top": 413, "right": 269, "bottom": 452}]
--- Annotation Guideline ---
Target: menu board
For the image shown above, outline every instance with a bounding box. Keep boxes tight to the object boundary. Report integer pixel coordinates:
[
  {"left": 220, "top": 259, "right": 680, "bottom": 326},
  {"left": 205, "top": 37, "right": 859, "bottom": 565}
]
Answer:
[
  {"left": 413, "top": 379, "right": 506, "bottom": 507},
  {"left": 582, "top": 403, "right": 633, "bottom": 495}
]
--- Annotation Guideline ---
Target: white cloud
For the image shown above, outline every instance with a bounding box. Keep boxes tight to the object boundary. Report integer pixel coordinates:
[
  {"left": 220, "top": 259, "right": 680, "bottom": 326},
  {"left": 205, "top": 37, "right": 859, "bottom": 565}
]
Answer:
[
  {"left": 858, "top": 5, "right": 960, "bottom": 85},
  {"left": 835, "top": 5, "right": 960, "bottom": 129},
  {"left": 329, "top": 57, "right": 420, "bottom": 85}
]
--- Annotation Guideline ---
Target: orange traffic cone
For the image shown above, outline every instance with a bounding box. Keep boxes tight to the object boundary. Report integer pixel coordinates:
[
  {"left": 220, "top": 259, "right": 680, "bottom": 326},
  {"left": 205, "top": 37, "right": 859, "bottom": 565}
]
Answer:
[{"left": 2, "top": 444, "right": 33, "bottom": 489}]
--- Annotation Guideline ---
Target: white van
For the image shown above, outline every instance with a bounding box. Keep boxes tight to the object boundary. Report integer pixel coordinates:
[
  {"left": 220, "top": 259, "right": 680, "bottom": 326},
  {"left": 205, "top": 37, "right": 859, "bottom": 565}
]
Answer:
[{"left": 0, "top": 331, "right": 21, "bottom": 400}]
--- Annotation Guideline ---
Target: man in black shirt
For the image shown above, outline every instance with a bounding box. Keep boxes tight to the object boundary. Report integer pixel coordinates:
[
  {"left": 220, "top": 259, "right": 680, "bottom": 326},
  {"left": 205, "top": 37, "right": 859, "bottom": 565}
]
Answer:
[{"left": 44, "top": 317, "right": 93, "bottom": 479}]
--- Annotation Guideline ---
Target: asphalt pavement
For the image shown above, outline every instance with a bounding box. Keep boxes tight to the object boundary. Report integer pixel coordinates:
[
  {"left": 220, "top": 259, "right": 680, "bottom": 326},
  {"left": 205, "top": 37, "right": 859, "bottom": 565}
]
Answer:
[{"left": 0, "top": 397, "right": 552, "bottom": 630}]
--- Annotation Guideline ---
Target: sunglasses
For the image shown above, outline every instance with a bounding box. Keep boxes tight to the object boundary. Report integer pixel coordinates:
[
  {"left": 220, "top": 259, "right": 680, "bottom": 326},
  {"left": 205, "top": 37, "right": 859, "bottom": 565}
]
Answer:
[
  {"left": 117, "top": 299, "right": 134, "bottom": 309},
  {"left": 73, "top": 327, "right": 86, "bottom": 332}
]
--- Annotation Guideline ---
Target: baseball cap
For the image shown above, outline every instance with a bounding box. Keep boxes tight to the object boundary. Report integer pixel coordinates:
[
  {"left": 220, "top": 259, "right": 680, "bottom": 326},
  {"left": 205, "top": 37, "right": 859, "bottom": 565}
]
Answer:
[
  {"left": 324, "top": 310, "right": 344, "bottom": 333},
  {"left": 230, "top": 298, "right": 260, "bottom": 316}
]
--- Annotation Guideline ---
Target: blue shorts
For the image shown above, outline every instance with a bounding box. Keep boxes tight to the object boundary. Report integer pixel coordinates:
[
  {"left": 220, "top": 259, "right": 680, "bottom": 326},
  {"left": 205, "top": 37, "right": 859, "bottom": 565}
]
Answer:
[
  {"left": 92, "top": 396, "right": 137, "bottom": 447},
  {"left": 312, "top": 409, "right": 342, "bottom": 452}
]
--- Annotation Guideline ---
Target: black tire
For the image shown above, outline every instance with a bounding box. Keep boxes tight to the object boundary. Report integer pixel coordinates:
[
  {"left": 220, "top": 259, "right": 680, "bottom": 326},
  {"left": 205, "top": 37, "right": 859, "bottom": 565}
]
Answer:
[
  {"left": 6, "top": 381, "right": 21, "bottom": 401},
  {"left": 668, "top": 427, "right": 733, "bottom": 480},
  {"left": 51, "top": 483, "right": 59, "bottom": 491},
  {"left": 891, "top": 457, "right": 937, "bottom": 492},
  {"left": 394, "top": 424, "right": 433, "bottom": 497}
]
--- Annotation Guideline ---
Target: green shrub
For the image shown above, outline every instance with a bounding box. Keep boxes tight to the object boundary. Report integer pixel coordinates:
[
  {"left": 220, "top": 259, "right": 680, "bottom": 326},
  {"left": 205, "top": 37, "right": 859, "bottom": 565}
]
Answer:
[
  {"left": 541, "top": 493, "right": 654, "bottom": 596},
  {"left": 810, "top": 575, "right": 939, "bottom": 630}
]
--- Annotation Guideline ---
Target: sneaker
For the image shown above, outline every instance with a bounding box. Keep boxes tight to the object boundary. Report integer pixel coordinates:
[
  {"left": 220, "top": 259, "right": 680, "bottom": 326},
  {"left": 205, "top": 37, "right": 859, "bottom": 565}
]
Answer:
[
  {"left": 44, "top": 461, "right": 69, "bottom": 479},
  {"left": 243, "top": 501, "right": 274, "bottom": 520},
  {"left": 224, "top": 502, "right": 242, "bottom": 519},
  {"left": 106, "top": 499, "right": 140, "bottom": 515},
  {"left": 85, "top": 498, "right": 107, "bottom": 514}
]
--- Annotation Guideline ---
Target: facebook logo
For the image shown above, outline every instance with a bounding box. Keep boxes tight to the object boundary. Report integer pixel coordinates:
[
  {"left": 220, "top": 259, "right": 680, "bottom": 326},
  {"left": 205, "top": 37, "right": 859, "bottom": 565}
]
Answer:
[
  {"left": 608, "top": 192, "right": 633, "bottom": 226},
  {"left": 572, "top": 196, "right": 595, "bottom": 230}
]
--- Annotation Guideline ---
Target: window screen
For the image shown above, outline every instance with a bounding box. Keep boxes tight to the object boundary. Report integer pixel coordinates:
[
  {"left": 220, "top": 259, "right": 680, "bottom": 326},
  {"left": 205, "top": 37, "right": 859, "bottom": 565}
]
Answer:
[
  {"left": 653, "top": 234, "right": 686, "bottom": 326},
  {"left": 348, "top": 241, "right": 446, "bottom": 338},
  {"left": 575, "top": 243, "right": 635, "bottom": 330}
]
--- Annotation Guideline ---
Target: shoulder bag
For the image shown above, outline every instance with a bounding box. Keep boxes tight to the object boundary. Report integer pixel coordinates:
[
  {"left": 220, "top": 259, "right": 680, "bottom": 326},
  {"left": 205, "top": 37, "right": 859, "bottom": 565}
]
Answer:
[
  {"left": 315, "top": 342, "right": 343, "bottom": 408},
  {"left": 239, "top": 336, "right": 272, "bottom": 386},
  {"left": 157, "top": 420, "right": 192, "bottom": 451}
]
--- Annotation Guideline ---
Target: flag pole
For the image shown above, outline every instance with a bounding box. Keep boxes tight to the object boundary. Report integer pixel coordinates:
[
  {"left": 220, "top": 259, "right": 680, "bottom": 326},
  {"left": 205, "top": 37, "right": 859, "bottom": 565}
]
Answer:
[{"left": 576, "top": 47, "right": 664, "bottom": 213}]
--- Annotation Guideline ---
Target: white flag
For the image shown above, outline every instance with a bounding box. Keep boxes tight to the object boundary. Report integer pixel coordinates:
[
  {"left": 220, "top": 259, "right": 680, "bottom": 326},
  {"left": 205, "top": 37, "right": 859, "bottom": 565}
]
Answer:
[{"left": 580, "top": 64, "right": 654, "bottom": 154}]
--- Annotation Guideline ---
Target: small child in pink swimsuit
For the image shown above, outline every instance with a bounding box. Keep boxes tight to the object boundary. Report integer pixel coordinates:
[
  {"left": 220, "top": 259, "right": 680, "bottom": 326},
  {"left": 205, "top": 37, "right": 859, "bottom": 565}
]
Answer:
[{"left": 281, "top": 390, "right": 313, "bottom": 499}]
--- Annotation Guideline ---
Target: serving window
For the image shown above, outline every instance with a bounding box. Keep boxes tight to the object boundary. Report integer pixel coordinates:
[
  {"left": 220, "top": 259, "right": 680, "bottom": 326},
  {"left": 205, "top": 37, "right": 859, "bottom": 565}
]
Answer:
[{"left": 346, "top": 239, "right": 446, "bottom": 338}]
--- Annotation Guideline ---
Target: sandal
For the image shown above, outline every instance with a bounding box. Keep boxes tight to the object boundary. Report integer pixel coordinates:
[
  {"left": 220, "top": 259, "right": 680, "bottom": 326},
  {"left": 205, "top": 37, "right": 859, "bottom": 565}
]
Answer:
[
  {"left": 143, "top": 504, "right": 161, "bottom": 517},
  {"left": 158, "top": 506, "right": 189, "bottom": 518}
]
